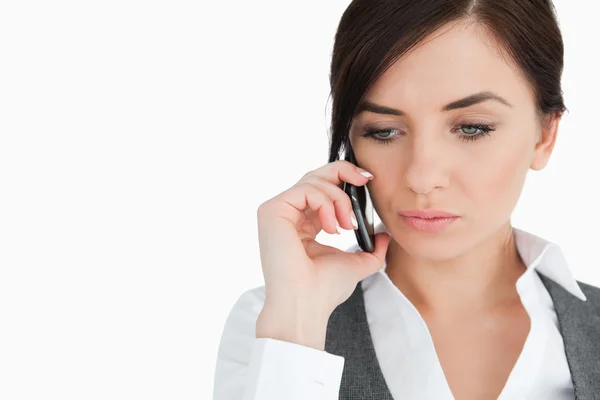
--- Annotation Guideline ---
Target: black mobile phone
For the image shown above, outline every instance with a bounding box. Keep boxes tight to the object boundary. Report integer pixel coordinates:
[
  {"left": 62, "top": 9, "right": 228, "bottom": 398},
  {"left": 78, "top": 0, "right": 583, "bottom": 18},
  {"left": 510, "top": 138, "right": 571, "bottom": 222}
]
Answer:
[{"left": 343, "top": 146, "right": 375, "bottom": 253}]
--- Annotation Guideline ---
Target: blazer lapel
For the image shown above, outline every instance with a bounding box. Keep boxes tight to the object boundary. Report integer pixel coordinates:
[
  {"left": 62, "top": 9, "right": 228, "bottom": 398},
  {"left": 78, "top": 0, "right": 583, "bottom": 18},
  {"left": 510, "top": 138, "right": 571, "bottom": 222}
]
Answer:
[{"left": 537, "top": 271, "right": 600, "bottom": 399}]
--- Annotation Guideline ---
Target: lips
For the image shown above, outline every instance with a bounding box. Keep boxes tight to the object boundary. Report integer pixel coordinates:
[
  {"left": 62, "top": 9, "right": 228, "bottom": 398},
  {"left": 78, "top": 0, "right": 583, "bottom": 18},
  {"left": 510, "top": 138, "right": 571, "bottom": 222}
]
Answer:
[
  {"left": 398, "top": 209, "right": 460, "bottom": 233},
  {"left": 398, "top": 209, "right": 459, "bottom": 219}
]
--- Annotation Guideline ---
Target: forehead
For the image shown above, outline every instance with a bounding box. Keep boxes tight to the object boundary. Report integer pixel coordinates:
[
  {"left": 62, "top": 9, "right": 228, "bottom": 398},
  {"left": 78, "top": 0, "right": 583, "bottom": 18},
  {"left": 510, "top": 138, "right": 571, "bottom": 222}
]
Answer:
[{"left": 365, "top": 21, "right": 535, "bottom": 111}]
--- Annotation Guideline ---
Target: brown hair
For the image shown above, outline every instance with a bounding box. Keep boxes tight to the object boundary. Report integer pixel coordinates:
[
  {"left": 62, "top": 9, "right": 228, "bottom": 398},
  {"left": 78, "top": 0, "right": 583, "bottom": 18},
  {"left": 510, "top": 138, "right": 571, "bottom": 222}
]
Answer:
[{"left": 327, "top": 0, "right": 569, "bottom": 163}]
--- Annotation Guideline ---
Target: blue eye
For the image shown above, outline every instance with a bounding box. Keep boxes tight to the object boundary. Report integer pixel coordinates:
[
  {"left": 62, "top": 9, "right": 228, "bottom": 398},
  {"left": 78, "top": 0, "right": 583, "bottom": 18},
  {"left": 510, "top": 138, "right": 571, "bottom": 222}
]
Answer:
[
  {"left": 453, "top": 124, "right": 495, "bottom": 142},
  {"left": 361, "top": 124, "right": 495, "bottom": 145},
  {"left": 360, "top": 128, "right": 401, "bottom": 144}
]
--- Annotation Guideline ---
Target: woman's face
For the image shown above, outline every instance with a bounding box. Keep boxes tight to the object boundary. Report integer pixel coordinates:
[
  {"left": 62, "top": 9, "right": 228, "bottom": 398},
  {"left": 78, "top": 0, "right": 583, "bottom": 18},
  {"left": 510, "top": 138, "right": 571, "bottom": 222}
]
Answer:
[{"left": 349, "top": 21, "right": 560, "bottom": 261}]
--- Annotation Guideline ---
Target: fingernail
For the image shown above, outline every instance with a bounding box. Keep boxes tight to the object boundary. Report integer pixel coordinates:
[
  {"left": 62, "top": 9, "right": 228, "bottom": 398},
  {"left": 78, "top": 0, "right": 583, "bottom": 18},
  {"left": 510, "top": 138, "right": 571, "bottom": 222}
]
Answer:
[
  {"left": 357, "top": 169, "right": 374, "bottom": 179},
  {"left": 350, "top": 212, "right": 358, "bottom": 229}
]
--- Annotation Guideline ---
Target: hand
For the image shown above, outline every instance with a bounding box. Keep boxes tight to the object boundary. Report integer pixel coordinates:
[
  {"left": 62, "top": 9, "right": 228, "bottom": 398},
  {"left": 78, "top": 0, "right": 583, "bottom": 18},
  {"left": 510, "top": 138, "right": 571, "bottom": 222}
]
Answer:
[{"left": 255, "top": 160, "right": 391, "bottom": 349}]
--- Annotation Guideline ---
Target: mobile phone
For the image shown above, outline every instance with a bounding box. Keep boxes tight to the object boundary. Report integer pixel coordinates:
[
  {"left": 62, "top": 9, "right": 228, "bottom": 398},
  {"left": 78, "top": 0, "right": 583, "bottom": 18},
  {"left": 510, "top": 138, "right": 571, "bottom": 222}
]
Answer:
[{"left": 343, "top": 146, "right": 375, "bottom": 253}]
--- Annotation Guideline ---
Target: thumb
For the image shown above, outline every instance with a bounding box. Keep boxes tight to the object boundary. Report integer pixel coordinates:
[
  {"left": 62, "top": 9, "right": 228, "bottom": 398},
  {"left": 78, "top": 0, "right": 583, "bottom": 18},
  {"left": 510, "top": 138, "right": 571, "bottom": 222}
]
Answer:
[{"left": 351, "top": 232, "right": 391, "bottom": 281}]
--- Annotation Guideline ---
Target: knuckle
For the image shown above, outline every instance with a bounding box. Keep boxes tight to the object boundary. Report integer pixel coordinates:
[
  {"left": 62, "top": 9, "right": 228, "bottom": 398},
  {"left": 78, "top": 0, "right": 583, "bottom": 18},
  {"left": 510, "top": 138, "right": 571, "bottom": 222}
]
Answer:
[
  {"left": 257, "top": 201, "right": 270, "bottom": 217},
  {"left": 335, "top": 159, "right": 352, "bottom": 169},
  {"left": 335, "top": 197, "right": 352, "bottom": 216},
  {"left": 339, "top": 190, "right": 353, "bottom": 209},
  {"left": 301, "top": 175, "right": 320, "bottom": 187},
  {"left": 299, "top": 170, "right": 316, "bottom": 182},
  {"left": 330, "top": 180, "right": 349, "bottom": 200},
  {"left": 291, "top": 181, "right": 310, "bottom": 192},
  {"left": 295, "top": 181, "right": 312, "bottom": 192}
]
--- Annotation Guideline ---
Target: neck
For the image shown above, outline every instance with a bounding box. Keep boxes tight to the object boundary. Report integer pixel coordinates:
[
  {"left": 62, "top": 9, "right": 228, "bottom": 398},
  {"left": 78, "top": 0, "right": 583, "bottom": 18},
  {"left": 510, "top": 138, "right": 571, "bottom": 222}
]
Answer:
[{"left": 384, "top": 222, "right": 527, "bottom": 317}]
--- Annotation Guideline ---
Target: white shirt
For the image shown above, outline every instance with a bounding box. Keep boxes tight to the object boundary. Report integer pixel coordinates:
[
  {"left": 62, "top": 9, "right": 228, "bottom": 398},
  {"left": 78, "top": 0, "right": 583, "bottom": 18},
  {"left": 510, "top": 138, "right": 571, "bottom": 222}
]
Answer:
[{"left": 213, "top": 225, "right": 587, "bottom": 400}]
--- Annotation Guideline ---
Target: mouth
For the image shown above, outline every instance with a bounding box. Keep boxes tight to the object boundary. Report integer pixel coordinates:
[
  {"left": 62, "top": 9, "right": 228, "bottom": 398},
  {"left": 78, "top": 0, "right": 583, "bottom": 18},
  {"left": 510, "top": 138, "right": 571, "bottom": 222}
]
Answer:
[{"left": 398, "top": 209, "right": 460, "bottom": 233}]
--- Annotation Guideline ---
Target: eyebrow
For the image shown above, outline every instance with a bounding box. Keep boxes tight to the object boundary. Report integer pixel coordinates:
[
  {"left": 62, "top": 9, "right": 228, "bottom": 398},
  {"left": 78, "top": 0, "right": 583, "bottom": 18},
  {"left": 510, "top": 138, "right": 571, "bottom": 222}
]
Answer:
[{"left": 356, "top": 91, "right": 513, "bottom": 116}]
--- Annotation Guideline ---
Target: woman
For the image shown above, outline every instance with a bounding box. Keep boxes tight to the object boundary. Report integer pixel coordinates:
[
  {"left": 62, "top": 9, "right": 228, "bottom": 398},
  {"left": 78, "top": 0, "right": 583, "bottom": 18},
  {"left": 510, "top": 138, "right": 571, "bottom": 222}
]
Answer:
[{"left": 214, "top": 0, "right": 600, "bottom": 399}]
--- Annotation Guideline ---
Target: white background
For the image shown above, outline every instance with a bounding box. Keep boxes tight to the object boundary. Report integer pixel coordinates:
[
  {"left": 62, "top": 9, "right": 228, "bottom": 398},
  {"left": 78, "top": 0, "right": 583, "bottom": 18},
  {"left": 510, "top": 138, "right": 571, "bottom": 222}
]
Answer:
[{"left": 0, "top": 1, "right": 598, "bottom": 399}]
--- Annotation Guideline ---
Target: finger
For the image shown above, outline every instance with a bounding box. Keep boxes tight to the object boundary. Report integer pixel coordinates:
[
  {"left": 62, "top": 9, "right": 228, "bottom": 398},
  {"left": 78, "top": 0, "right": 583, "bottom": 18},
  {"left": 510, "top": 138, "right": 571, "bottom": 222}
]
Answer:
[
  {"left": 263, "top": 182, "right": 339, "bottom": 235},
  {"left": 351, "top": 232, "right": 391, "bottom": 281},
  {"left": 300, "top": 160, "right": 374, "bottom": 190},
  {"left": 297, "top": 208, "right": 324, "bottom": 240},
  {"left": 303, "top": 239, "right": 340, "bottom": 259},
  {"left": 301, "top": 176, "right": 356, "bottom": 231}
]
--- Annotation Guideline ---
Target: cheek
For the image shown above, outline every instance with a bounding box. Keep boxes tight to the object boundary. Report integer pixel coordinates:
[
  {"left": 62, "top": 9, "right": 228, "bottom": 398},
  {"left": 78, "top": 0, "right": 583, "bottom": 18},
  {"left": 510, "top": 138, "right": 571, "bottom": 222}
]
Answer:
[
  {"left": 366, "top": 168, "right": 399, "bottom": 212},
  {"left": 464, "top": 142, "right": 531, "bottom": 215},
  {"left": 361, "top": 154, "right": 405, "bottom": 216}
]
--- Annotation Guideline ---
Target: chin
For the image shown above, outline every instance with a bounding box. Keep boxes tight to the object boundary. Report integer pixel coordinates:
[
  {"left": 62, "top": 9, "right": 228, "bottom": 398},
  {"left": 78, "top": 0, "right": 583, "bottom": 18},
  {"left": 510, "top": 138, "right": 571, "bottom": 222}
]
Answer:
[{"left": 389, "top": 224, "right": 470, "bottom": 262}]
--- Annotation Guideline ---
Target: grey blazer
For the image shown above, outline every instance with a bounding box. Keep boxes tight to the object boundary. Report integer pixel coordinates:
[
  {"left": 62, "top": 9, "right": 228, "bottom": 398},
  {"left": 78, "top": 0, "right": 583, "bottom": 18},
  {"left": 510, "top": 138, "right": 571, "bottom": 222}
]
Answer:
[{"left": 324, "top": 271, "right": 600, "bottom": 400}]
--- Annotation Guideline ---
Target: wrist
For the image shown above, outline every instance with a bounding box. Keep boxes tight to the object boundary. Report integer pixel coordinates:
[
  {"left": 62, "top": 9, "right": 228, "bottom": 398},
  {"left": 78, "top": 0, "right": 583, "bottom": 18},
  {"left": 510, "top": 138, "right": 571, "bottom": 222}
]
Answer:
[{"left": 256, "top": 300, "right": 331, "bottom": 351}]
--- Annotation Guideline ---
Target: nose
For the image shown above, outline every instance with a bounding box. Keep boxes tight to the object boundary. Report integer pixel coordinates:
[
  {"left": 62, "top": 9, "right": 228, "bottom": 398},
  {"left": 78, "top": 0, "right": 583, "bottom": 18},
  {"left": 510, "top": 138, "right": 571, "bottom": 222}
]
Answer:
[{"left": 404, "top": 134, "right": 450, "bottom": 195}]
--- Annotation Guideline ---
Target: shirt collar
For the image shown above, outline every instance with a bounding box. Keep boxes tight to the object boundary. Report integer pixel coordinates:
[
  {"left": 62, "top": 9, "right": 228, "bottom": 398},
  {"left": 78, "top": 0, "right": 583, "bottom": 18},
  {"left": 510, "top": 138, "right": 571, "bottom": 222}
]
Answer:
[
  {"left": 347, "top": 222, "right": 587, "bottom": 302},
  {"left": 512, "top": 226, "right": 586, "bottom": 301}
]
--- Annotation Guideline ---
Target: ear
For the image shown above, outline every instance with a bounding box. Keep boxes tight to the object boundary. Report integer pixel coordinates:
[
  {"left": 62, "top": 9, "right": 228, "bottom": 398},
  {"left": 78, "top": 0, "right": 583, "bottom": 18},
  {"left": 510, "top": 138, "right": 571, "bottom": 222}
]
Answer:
[{"left": 530, "top": 111, "right": 561, "bottom": 171}]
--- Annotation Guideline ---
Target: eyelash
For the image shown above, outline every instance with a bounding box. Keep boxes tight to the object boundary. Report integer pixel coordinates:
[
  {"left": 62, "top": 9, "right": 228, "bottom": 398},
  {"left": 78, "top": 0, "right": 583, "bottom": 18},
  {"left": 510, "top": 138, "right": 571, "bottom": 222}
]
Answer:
[{"left": 361, "top": 124, "right": 496, "bottom": 145}]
